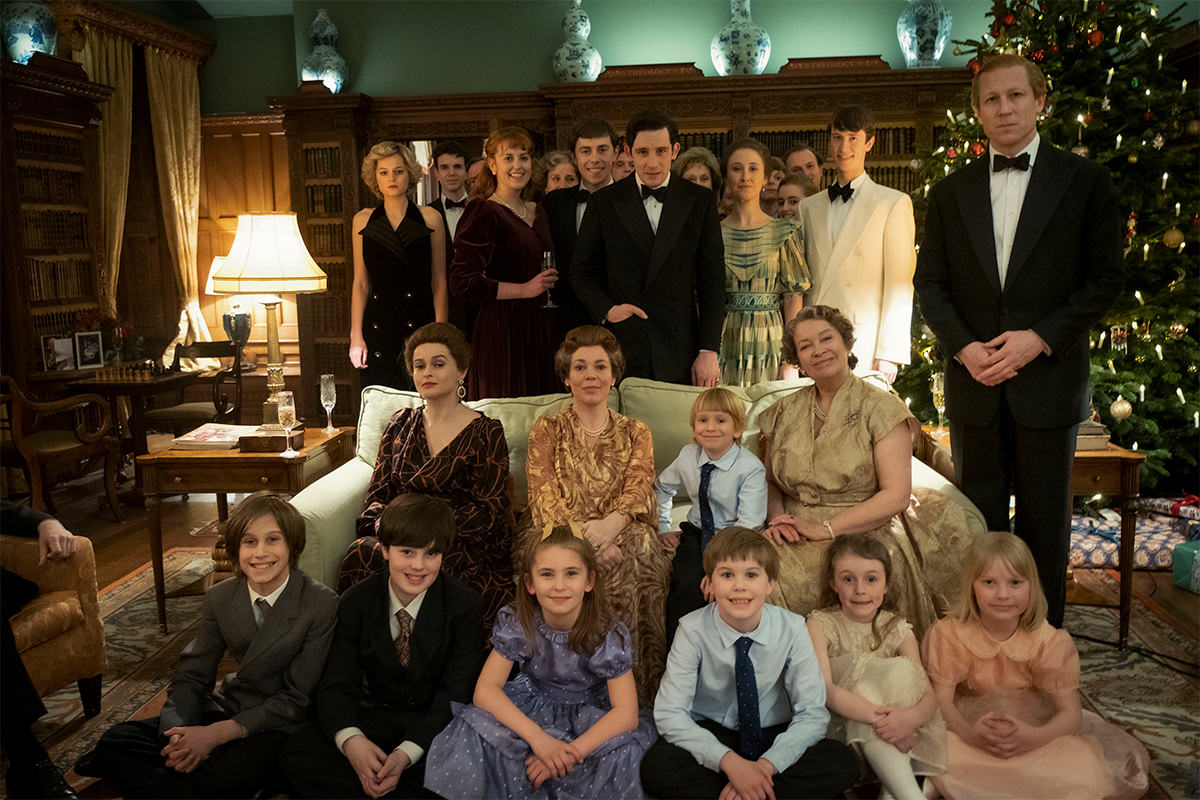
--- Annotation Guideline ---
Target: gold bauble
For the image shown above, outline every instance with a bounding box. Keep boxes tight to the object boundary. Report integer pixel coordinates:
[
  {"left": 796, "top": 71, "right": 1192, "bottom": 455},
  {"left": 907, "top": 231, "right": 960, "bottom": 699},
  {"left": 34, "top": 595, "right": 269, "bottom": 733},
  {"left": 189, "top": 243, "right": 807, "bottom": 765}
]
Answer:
[
  {"left": 1168, "top": 322, "right": 1188, "bottom": 340},
  {"left": 1127, "top": 153, "right": 1139, "bottom": 163},
  {"left": 1187, "top": 119, "right": 1200, "bottom": 136},
  {"left": 1110, "top": 395, "right": 1133, "bottom": 420},
  {"left": 1163, "top": 227, "right": 1185, "bottom": 248}
]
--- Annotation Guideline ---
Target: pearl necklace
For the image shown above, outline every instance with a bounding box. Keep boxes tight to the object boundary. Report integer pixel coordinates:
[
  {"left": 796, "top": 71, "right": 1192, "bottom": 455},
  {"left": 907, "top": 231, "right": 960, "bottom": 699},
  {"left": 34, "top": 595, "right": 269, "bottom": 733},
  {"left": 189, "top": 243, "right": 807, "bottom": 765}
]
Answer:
[
  {"left": 575, "top": 410, "right": 610, "bottom": 437},
  {"left": 814, "top": 403, "right": 828, "bottom": 422},
  {"left": 491, "top": 194, "right": 531, "bottom": 221}
]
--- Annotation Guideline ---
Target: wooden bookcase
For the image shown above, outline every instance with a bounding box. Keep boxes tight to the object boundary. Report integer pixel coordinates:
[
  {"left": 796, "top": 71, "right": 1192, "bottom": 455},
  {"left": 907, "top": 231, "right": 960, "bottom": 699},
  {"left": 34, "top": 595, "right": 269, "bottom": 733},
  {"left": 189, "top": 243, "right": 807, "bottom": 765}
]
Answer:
[
  {"left": 269, "top": 86, "right": 372, "bottom": 426},
  {"left": 1, "top": 55, "right": 112, "bottom": 386}
]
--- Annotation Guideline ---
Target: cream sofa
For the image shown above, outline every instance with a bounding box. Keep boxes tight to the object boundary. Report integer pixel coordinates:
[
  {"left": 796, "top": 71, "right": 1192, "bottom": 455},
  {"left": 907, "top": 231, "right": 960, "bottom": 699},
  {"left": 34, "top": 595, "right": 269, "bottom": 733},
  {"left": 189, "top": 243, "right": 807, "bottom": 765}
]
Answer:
[{"left": 294, "top": 377, "right": 986, "bottom": 587}]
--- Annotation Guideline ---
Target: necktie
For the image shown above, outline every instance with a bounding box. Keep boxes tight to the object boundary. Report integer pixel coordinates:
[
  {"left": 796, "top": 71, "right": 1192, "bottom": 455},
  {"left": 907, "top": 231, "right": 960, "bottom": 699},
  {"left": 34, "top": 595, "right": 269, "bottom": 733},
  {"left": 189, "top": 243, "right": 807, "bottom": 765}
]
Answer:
[
  {"left": 699, "top": 462, "right": 717, "bottom": 550},
  {"left": 575, "top": 187, "right": 591, "bottom": 204},
  {"left": 992, "top": 152, "right": 1031, "bottom": 172},
  {"left": 827, "top": 182, "right": 854, "bottom": 203},
  {"left": 395, "top": 609, "right": 413, "bottom": 667},
  {"left": 254, "top": 598, "right": 271, "bottom": 628},
  {"left": 734, "top": 636, "right": 764, "bottom": 759},
  {"left": 641, "top": 184, "right": 668, "bottom": 203},
  {"left": 444, "top": 197, "right": 466, "bottom": 209}
]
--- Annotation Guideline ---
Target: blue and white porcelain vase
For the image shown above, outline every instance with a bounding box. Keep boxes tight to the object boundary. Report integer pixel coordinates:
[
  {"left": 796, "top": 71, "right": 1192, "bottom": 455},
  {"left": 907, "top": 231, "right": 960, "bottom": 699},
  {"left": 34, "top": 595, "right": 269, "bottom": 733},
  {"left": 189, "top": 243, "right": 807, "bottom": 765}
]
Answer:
[
  {"left": 301, "top": 8, "right": 348, "bottom": 93},
  {"left": 897, "top": 0, "right": 953, "bottom": 69},
  {"left": 553, "top": 0, "right": 602, "bottom": 82},
  {"left": 710, "top": 0, "right": 770, "bottom": 76},
  {"left": 2, "top": 0, "right": 56, "bottom": 65}
]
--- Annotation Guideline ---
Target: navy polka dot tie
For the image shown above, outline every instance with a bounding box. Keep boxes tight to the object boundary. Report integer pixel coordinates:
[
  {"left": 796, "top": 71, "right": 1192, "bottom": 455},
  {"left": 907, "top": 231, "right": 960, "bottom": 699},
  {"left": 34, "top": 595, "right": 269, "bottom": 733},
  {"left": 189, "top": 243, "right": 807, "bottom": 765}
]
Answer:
[
  {"left": 734, "top": 635, "right": 764, "bottom": 759},
  {"left": 699, "top": 462, "right": 717, "bottom": 550}
]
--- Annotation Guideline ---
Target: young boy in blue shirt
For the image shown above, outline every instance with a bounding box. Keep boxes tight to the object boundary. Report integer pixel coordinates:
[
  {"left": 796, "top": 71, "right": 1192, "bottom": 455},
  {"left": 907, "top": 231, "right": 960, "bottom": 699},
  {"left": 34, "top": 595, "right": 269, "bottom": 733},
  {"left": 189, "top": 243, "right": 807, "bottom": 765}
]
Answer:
[
  {"left": 642, "top": 527, "right": 857, "bottom": 800},
  {"left": 656, "top": 387, "right": 766, "bottom": 644}
]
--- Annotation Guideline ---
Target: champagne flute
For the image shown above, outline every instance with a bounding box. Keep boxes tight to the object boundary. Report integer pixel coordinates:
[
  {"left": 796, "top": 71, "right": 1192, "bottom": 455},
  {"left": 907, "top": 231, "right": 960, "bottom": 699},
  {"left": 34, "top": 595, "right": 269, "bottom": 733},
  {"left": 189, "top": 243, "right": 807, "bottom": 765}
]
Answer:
[
  {"left": 540, "top": 250, "right": 557, "bottom": 309},
  {"left": 276, "top": 390, "right": 300, "bottom": 458},
  {"left": 930, "top": 371, "right": 946, "bottom": 433},
  {"left": 320, "top": 373, "right": 337, "bottom": 433}
]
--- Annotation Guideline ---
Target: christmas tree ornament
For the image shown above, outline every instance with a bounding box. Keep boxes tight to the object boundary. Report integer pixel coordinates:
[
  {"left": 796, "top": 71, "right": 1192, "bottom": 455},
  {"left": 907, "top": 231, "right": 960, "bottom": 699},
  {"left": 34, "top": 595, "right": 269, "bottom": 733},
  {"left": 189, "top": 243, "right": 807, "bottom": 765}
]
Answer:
[
  {"left": 1110, "top": 324, "right": 1128, "bottom": 353},
  {"left": 1031, "top": 48, "right": 1045, "bottom": 62},
  {"left": 1127, "top": 153, "right": 1139, "bottom": 163},
  {"left": 1071, "top": 144, "right": 1090, "bottom": 157},
  {"left": 1126, "top": 211, "right": 1137, "bottom": 238},
  {"left": 1087, "top": 29, "right": 1104, "bottom": 46},
  {"left": 970, "top": 141, "right": 986, "bottom": 156},
  {"left": 1110, "top": 395, "right": 1132, "bottom": 420},
  {"left": 1101, "top": 96, "right": 1111, "bottom": 110},
  {"left": 1191, "top": 213, "right": 1199, "bottom": 228},
  {"left": 1153, "top": 134, "right": 1165, "bottom": 149},
  {"left": 1186, "top": 120, "right": 1200, "bottom": 136},
  {"left": 1098, "top": 1, "right": 1107, "bottom": 11},
  {"left": 946, "top": 147, "right": 957, "bottom": 159},
  {"left": 1144, "top": 109, "right": 1156, "bottom": 121},
  {"left": 1167, "top": 322, "right": 1188, "bottom": 340},
  {"left": 1163, "top": 227, "right": 1185, "bottom": 248},
  {"left": 1002, "top": 13, "right": 1016, "bottom": 26}
]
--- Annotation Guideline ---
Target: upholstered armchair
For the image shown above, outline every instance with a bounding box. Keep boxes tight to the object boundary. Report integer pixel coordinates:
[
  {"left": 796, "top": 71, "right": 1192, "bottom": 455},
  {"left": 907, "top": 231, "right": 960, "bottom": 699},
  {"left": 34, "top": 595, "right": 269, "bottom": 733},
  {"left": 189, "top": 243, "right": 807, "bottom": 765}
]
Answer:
[{"left": 1, "top": 535, "right": 105, "bottom": 715}]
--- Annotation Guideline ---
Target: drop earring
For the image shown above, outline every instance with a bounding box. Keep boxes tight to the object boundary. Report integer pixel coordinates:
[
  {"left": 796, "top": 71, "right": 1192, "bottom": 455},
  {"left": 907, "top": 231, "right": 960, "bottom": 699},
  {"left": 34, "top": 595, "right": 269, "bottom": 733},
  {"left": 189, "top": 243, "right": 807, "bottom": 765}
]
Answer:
[{"left": 457, "top": 378, "right": 466, "bottom": 400}]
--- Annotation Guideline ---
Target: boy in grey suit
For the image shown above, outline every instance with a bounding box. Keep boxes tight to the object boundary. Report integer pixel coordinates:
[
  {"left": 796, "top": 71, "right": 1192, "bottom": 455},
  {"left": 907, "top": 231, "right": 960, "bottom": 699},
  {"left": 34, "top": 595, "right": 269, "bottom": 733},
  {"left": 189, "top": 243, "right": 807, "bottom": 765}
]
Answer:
[{"left": 77, "top": 492, "right": 338, "bottom": 798}]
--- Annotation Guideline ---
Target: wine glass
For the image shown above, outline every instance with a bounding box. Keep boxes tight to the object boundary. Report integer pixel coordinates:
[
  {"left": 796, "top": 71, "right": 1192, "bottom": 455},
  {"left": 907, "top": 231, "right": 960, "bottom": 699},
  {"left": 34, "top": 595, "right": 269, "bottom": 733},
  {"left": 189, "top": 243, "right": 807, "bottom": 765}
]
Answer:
[
  {"left": 319, "top": 373, "right": 337, "bottom": 433},
  {"left": 540, "top": 250, "right": 557, "bottom": 309},
  {"left": 276, "top": 390, "right": 300, "bottom": 459},
  {"left": 930, "top": 371, "right": 946, "bottom": 433}
]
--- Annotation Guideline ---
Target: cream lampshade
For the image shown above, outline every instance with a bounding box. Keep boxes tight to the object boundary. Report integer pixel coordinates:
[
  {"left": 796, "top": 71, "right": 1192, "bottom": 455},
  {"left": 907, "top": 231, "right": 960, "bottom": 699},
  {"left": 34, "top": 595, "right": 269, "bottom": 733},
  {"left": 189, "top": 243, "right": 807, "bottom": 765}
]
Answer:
[{"left": 210, "top": 214, "right": 327, "bottom": 397}]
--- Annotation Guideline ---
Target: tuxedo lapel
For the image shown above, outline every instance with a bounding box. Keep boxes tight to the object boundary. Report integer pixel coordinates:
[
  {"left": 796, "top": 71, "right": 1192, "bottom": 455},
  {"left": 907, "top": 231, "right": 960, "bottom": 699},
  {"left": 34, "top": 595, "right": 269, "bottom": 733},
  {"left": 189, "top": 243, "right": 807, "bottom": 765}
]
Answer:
[
  {"left": 1004, "top": 145, "right": 1074, "bottom": 289},
  {"left": 646, "top": 179, "right": 695, "bottom": 288},
  {"left": 805, "top": 195, "right": 834, "bottom": 297},
  {"left": 612, "top": 179, "right": 654, "bottom": 264},
  {"left": 952, "top": 160, "right": 1003, "bottom": 297},
  {"left": 819, "top": 178, "right": 879, "bottom": 297}
]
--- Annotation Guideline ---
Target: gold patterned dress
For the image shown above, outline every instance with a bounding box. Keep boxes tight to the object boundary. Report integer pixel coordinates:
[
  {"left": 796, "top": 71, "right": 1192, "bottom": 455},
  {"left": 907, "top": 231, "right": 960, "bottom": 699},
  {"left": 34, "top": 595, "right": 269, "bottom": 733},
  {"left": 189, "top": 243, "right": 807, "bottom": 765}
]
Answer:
[
  {"left": 758, "top": 373, "right": 974, "bottom": 637},
  {"left": 719, "top": 218, "right": 810, "bottom": 386},
  {"left": 521, "top": 407, "right": 670, "bottom": 697}
]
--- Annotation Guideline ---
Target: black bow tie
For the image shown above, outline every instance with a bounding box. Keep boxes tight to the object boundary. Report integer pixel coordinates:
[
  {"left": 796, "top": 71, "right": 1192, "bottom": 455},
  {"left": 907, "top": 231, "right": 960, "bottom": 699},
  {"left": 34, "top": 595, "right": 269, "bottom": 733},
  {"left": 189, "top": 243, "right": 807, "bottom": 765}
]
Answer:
[
  {"left": 444, "top": 198, "right": 466, "bottom": 209},
  {"left": 992, "top": 153, "right": 1031, "bottom": 172},
  {"left": 575, "top": 187, "right": 591, "bottom": 204},
  {"left": 827, "top": 182, "right": 854, "bottom": 203},
  {"left": 641, "top": 184, "right": 668, "bottom": 203}
]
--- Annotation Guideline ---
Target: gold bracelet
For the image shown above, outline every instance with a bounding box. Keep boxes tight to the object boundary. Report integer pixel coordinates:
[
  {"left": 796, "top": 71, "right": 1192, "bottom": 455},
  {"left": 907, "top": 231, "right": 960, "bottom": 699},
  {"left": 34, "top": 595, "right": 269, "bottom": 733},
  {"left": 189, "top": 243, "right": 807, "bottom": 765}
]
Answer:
[{"left": 822, "top": 520, "right": 836, "bottom": 539}]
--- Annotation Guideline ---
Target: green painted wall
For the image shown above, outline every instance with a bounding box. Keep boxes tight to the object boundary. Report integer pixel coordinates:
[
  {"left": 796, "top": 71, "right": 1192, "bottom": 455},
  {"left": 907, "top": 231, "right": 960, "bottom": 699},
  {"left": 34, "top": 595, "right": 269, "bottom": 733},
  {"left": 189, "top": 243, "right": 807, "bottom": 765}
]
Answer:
[{"left": 198, "top": 15, "right": 297, "bottom": 114}]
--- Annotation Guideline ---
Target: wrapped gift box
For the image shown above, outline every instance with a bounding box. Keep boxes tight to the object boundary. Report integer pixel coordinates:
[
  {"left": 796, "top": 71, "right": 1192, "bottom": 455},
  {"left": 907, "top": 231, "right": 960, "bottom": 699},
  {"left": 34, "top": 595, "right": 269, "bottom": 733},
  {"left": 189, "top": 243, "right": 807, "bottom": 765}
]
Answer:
[{"left": 1172, "top": 540, "right": 1200, "bottom": 594}]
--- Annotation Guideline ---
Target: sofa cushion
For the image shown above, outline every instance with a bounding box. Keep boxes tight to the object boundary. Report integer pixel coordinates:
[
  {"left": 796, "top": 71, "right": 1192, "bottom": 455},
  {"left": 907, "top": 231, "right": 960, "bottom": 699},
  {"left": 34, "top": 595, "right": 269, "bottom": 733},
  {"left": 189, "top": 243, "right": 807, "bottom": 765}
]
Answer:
[
  {"left": 354, "top": 386, "right": 425, "bottom": 465},
  {"left": 11, "top": 591, "right": 82, "bottom": 652},
  {"left": 466, "top": 392, "right": 575, "bottom": 506}
]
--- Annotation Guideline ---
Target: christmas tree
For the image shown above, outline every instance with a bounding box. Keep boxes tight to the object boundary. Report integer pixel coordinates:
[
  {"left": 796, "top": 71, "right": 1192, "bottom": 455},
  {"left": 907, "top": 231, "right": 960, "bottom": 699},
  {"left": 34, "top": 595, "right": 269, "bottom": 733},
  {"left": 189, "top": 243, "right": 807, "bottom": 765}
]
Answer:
[{"left": 898, "top": 0, "right": 1199, "bottom": 491}]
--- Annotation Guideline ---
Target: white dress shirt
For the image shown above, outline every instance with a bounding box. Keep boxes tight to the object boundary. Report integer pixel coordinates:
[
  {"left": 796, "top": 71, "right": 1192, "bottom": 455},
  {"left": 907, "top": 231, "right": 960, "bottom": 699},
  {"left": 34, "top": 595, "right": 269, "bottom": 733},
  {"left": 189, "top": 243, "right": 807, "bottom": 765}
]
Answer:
[
  {"left": 442, "top": 192, "right": 467, "bottom": 241},
  {"left": 634, "top": 173, "right": 670, "bottom": 234},
  {"left": 827, "top": 171, "right": 870, "bottom": 243},
  {"left": 249, "top": 576, "right": 289, "bottom": 625},
  {"left": 989, "top": 133, "right": 1040, "bottom": 287},
  {"left": 654, "top": 443, "right": 767, "bottom": 533}
]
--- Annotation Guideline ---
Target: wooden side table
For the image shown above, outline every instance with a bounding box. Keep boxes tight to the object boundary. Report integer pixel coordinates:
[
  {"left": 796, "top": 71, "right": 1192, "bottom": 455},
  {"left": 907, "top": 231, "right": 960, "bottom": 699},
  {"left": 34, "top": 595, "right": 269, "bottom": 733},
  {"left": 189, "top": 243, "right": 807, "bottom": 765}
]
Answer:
[{"left": 137, "top": 427, "right": 355, "bottom": 630}]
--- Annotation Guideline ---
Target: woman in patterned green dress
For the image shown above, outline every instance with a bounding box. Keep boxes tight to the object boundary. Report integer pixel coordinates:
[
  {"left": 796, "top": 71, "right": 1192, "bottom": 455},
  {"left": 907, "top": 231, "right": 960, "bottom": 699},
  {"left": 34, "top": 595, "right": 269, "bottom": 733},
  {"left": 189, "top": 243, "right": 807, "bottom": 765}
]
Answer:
[{"left": 719, "top": 138, "right": 811, "bottom": 386}]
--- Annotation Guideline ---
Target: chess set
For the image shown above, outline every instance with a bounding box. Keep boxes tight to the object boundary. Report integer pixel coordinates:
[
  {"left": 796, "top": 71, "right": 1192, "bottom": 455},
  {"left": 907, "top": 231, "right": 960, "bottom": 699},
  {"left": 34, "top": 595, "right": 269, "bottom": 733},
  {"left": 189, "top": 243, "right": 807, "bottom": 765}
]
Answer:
[{"left": 87, "top": 360, "right": 164, "bottom": 382}]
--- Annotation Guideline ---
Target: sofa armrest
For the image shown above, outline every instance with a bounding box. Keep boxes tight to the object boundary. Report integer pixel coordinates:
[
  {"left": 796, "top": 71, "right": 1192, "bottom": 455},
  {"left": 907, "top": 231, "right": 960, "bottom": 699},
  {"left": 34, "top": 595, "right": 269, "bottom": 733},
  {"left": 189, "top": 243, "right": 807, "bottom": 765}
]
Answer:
[
  {"left": 292, "top": 459, "right": 375, "bottom": 588},
  {"left": 0, "top": 534, "right": 96, "bottom": 598}
]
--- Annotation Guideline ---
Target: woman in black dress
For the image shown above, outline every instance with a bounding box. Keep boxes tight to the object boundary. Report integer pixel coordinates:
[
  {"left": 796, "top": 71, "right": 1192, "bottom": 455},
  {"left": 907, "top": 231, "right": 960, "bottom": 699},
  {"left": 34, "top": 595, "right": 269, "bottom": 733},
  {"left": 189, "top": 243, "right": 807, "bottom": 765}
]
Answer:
[
  {"left": 450, "top": 127, "right": 559, "bottom": 399},
  {"left": 349, "top": 141, "right": 448, "bottom": 390}
]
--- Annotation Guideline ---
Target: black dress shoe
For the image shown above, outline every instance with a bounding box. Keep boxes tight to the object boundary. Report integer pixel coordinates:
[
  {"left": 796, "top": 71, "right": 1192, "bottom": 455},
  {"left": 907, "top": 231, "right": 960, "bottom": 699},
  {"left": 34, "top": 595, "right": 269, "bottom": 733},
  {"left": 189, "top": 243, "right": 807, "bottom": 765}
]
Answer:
[
  {"left": 5, "top": 756, "right": 79, "bottom": 799},
  {"left": 71, "top": 748, "right": 101, "bottom": 778}
]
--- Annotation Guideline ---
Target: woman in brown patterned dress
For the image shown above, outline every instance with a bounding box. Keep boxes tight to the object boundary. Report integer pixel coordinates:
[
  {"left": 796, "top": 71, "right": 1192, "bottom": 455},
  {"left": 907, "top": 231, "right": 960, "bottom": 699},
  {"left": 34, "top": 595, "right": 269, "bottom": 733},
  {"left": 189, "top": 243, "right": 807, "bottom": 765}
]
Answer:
[
  {"left": 337, "top": 323, "right": 514, "bottom": 627},
  {"left": 519, "top": 326, "right": 670, "bottom": 698},
  {"left": 758, "top": 305, "right": 975, "bottom": 638}
]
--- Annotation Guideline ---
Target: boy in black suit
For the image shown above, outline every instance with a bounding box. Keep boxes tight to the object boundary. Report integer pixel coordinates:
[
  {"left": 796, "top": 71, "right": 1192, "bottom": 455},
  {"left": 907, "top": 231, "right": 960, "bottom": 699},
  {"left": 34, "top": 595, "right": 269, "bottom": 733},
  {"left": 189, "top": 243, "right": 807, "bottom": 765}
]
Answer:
[
  {"left": 426, "top": 140, "right": 474, "bottom": 337},
  {"left": 570, "top": 109, "right": 726, "bottom": 386},
  {"left": 279, "top": 493, "right": 485, "bottom": 799},
  {"left": 76, "top": 492, "right": 339, "bottom": 798}
]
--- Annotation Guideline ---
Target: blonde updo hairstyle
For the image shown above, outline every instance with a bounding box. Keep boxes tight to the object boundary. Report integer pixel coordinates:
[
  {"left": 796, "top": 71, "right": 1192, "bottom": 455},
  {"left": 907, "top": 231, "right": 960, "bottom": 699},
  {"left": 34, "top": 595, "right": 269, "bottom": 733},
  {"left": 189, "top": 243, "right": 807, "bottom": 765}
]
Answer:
[{"left": 361, "top": 141, "right": 422, "bottom": 200}]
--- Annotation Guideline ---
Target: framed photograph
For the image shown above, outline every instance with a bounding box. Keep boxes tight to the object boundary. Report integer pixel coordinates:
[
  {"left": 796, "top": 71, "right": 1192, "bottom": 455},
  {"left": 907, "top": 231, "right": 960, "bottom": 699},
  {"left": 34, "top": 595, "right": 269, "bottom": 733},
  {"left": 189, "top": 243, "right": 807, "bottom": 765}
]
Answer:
[
  {"left": 42, "top": 336, "right": 75, "bottom": 371},
  {"left": 74, "top": 331, "right": 104, "bottom": 370}
]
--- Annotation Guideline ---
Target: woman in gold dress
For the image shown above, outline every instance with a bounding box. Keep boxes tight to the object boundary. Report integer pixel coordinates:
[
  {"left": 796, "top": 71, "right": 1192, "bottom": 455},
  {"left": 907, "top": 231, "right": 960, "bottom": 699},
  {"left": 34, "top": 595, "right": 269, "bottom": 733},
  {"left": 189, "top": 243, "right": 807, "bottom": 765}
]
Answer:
[
  {"left": 520, "top": 325, "right": 670, "bottom": 697},
  {"left": 758, "top": 305, "right": 975, "bottom": 637}
]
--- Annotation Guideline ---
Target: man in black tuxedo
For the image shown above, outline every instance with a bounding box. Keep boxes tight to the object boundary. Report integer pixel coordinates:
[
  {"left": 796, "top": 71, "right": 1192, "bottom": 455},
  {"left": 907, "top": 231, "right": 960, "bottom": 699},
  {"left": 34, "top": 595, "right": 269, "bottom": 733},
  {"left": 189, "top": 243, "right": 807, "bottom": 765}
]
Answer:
[
  {"left": 542, "top": 117, "right": 619, "bottom": 334},
  {"left": 426, "top": 140, "right": 474, "bottom": 336},
  {"left": 279, "top": 494, "right": 485, "bottom": 798},
  {"left": 570, "top": 109, "right": 725, "bottom": 386},
  {"left": 914, "top": 54, "right": 1123, "bottom": 625}
]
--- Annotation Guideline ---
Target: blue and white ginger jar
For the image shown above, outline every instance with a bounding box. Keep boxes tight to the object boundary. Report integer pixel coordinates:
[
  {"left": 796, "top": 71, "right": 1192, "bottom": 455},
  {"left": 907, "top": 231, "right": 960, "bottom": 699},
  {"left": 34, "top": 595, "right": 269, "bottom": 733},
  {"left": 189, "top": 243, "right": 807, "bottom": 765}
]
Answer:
[
  {"left": 3, "top": 1, "right": 56, "bottom": 65},
  {"left": 710, "top": 0, "right": 770, "bottom": 76},
  {"left": 897, "top": 0, "right": 953, "bottom": 69},
  {"left": 553, "top": 0, "right": 602, "bottom": 82},
  {"left": 301, "top": 8, "right": 348, "bottom": 93}
]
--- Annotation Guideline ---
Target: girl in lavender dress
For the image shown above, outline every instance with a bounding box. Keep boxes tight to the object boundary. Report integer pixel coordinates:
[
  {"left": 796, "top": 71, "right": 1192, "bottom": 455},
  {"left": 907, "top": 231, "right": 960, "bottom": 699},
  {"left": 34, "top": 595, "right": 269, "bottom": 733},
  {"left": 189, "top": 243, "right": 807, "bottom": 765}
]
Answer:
[{"left": 425, "top": 526, "right": 655, "bottom": 799}]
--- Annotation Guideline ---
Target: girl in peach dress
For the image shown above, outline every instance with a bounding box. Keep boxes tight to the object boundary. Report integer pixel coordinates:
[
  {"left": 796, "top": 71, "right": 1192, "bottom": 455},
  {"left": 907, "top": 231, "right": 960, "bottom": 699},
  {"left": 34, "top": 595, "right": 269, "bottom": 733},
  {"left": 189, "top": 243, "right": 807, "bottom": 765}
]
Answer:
[{"left": 922, "top": 533, "right": 1148, "bottom": 799}]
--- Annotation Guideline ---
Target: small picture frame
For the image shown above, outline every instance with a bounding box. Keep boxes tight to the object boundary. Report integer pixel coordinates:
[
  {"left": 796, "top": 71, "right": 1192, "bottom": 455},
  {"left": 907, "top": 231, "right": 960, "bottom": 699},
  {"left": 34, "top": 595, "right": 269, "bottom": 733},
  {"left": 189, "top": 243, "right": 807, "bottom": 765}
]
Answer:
[
  {"left": 43, "top": 336, "right": 75, "bottom": 371},
  {"left": 74, "top": 331, "right": 104, "bottom": 370}
]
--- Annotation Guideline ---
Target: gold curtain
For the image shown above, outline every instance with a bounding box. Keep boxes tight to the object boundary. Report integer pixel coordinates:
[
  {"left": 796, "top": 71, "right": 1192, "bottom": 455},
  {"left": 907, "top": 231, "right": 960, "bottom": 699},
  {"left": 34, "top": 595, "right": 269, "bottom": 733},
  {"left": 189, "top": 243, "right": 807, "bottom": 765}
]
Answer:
[
  {"left": 73, "top": 28, "right": 133, "bottom": 317},
  {"left": 144, "top": 45, "right": 213, "bottom": 368}
]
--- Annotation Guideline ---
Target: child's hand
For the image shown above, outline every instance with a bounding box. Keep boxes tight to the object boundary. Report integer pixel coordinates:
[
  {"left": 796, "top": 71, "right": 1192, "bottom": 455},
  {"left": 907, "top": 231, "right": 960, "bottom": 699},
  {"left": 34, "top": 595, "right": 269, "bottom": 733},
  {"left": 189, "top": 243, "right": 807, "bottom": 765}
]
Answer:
[
  {"left": 719, "top": 751, "right": 776, "bottom": 800},
  {"left": 373, "top": 748, "right": 411, "bottom": 797},
  {"left": 342, "top": 734, "right": 389, "bottom": 798},
  {"left": 525, "top": 754, "right": 553, "bottom": 788},
  {"left": 531, "top": 733, "right": 577, "bottom": 778},
  {"left": 658, "top": 530, "right": 681, "bottom": 549},
  {"left": 873, "top": 705, "right": 921, "bottom": 745},
  {"left": 159, "top": 723, "right": 231, "bottom": 773},
  {"left": 985, "top": 714, "right": 1047, "bottom": 759}
]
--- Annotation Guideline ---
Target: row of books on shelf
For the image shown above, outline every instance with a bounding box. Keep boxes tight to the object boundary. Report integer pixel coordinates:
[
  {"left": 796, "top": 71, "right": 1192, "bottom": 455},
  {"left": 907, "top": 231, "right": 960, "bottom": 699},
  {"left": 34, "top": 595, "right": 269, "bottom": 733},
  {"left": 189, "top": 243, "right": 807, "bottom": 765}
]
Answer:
[
  {"left": 31, "top": 308, "right": 95, "bottom": 347},
  {"left": 303, "top": 146, "right": 341, "bottom": 178},
  {"left": 305, "top": 183, "right": 344, "bottom": 215},
  {"left": 865, "top": 165, "right": 920, "bottom": 193},
  {"left": 28, "top": 256, "right": 95, "bottom": 304},
  {"left": 313, "top": 343, "right": 350, "bottom": 376},
  {"left": 751, "top": 126, "right": 918, "bottom": 159},
  {"left": 305, "top": 222, "right": 345, "bottom": 257},
  {"left": 21, "top": 211, "right": 88, "bottom": 251},
  {"left": 12, "top": 128, "right": 83, "bottom": 164},
  {"left": 18, "top": 166, "right": 83, "bottom": 204},
  {"left": 304, "top": 299, "right": 350, "bottom": 341}
]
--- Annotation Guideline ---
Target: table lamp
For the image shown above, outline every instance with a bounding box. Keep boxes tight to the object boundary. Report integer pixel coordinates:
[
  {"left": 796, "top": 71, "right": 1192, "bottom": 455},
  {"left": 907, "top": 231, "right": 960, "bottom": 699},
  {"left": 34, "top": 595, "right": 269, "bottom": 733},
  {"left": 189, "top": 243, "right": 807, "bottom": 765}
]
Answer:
[{"left": 209, "top": 214, "right": 327, "bottom": 397}]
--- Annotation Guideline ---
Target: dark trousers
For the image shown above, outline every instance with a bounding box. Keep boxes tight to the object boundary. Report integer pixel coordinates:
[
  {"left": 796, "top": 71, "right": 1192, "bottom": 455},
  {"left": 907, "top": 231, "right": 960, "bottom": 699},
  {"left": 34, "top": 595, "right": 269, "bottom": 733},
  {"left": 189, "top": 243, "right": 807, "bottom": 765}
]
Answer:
[
  {"left": 640, "top": 720, "right": 858, "bottom": 799},
  {"left": 278, "top": 708, "right": 435, "bottom": 799},
  {"left": 2, "top": 568, "right": 48, "bottom": 760},
  {"left": 665, "top": 521, "right": 707, "bottom": 646},
  {"left": 951, "top": 394, "right": 1078, "bottom": 627},
  {"left": 89, "top": 714, "right": 288, "bottom": 799}
]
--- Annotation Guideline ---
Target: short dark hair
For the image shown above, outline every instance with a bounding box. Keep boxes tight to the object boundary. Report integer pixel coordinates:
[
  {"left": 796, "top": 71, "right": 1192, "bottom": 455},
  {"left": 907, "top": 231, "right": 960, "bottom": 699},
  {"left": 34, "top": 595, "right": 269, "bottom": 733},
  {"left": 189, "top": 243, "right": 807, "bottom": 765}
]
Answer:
[
  {"left": 404, "top": 322, "right": 471, "bottom": 375},
  {"left": 431, "top": 140, "right": 471, "bottom": 167},
  {"left": 722, "top": 137, "right": 772, "bottom": 177},
  {"left": 571, "top": 117, "right": 618, "bottom": 151},
  {"left": 831, "top": 105, "right": 876, "bottom": 140},
  {"left": 625, "top": 109, "right": 679, "bottom": 148},
  {"left": 378, "top": 493, "right": 457, "bottom": 554},
  {"left": 703, "top": 526, "right": 780, "bottom": 582},
  {"left": 223, "top": 491, "right": 305, "bottom": 573},
  {"left": 779, "top": 173, "right": 816, "bottom": 195},
  {"left": 781, "top": 305, "right": 858, "bottom": 369},
  {"left": 785, "top": 142, "right": 818, "bottom": 162},
  {"left": 554, "top": 325, "right": 626, "bottom": 384}
]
